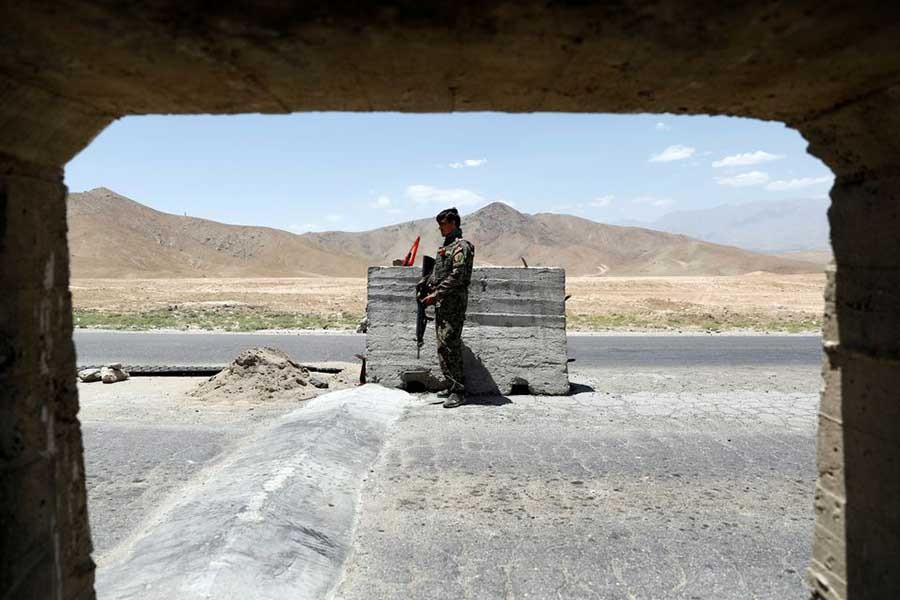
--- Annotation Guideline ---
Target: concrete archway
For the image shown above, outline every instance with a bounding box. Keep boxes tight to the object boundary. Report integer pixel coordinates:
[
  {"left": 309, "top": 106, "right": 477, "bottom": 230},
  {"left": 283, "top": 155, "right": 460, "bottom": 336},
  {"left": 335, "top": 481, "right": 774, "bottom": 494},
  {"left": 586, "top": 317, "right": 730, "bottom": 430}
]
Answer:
[{"left": 2, "top": 3, "right": 898, "bottom": 598}]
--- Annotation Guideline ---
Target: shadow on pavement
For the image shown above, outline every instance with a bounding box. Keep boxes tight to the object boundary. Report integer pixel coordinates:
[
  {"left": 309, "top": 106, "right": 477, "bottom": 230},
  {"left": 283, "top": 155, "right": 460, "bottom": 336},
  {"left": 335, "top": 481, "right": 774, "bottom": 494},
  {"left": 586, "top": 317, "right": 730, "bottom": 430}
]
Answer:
[
  {"left": 465, "top": 395, "right": 512, "bottom": 406},
  {"left": 427, "top": 394, "right": 512, "bottom": 407},
  {"left": 568, "top": 382, "right": 595, "bottom": 394}
]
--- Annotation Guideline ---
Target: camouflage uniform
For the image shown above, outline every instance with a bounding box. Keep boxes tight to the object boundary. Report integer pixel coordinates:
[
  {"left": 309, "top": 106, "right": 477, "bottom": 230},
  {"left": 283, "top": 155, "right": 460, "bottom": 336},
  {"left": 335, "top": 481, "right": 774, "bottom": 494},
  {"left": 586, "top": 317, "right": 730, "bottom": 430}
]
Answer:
[{"left": 428, "top": 228, "right": 475, "bottom": 393}]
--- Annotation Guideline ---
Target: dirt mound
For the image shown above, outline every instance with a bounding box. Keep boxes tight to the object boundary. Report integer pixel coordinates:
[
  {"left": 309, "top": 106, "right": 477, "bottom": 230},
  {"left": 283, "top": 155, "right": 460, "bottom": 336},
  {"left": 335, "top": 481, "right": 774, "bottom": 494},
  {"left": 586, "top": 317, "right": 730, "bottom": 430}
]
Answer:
[{"left": 191, "top": 347, "right": 317, "bottom": 402}]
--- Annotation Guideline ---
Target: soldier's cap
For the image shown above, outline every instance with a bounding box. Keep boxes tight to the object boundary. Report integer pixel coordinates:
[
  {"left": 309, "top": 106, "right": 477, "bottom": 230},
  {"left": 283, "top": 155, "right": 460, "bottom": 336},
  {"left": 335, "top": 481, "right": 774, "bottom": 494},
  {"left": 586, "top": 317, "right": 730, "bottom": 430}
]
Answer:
[{"left": 436, "top": 207, "right": 460, "bottom": 224}]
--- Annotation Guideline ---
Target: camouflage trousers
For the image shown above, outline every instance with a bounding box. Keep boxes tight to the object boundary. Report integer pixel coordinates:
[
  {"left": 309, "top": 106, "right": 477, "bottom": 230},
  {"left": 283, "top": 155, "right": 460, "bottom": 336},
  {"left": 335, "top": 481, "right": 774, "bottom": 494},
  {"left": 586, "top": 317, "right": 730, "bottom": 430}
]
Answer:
[{"left": 435, "top": 304, "right": 466, "bottom": 393}]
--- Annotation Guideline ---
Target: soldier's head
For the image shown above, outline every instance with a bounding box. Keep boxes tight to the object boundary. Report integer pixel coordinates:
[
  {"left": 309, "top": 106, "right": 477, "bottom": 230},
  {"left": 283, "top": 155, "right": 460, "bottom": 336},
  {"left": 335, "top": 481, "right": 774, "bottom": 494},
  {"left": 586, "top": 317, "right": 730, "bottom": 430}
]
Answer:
[{"left": 436, "top": 207, "right": 460, "bottom": 236}]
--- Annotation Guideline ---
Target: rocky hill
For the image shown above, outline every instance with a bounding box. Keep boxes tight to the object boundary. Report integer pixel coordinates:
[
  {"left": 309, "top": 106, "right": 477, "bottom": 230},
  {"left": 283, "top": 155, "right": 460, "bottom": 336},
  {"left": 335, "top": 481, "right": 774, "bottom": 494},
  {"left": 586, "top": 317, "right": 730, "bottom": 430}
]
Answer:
[
  {"left": 304, "top": 202, "right": 821, "bottom": 276},
  {"left": 67, "top": 188, "right": 369, "bottom": 278}
]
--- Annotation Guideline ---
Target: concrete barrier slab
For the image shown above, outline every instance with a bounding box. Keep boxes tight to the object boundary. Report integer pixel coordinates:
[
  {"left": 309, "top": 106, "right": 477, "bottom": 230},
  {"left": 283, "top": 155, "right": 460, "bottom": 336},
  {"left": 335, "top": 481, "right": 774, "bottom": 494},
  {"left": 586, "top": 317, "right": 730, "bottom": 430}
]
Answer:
[{"left": 366, "top": 266, "right": 570, "bottom": 395}]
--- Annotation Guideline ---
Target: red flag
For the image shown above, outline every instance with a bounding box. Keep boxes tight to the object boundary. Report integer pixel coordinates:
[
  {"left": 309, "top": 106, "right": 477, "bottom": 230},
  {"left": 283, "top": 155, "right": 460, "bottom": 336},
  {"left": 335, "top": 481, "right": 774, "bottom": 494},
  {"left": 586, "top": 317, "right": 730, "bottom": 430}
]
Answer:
[{"left": 402, "top": 236, "right": 420, "bottom": 266}]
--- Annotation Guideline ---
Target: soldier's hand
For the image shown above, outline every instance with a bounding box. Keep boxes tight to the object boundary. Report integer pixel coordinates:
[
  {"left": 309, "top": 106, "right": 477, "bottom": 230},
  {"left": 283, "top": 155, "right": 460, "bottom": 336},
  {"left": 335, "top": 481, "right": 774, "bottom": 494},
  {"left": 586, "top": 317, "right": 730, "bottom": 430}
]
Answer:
[{"left": 422, "top": 293, "right": 437, "bottom": 306}]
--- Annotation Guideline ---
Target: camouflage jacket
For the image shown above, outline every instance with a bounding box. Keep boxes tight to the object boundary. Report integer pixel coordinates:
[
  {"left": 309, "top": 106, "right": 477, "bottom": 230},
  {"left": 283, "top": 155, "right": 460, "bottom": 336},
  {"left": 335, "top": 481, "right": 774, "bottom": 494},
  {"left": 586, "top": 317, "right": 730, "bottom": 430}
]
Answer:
[{"left": 429, "top": 230, "right": 475, "bottom": 305}]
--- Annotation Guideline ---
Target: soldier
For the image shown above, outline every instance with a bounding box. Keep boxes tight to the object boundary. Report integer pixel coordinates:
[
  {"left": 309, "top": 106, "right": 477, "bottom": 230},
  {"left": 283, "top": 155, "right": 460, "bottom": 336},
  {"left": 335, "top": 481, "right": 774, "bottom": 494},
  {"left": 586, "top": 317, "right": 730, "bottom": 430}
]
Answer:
[{"left": 420, "top": 207, "right": 475, "bottom": 408}]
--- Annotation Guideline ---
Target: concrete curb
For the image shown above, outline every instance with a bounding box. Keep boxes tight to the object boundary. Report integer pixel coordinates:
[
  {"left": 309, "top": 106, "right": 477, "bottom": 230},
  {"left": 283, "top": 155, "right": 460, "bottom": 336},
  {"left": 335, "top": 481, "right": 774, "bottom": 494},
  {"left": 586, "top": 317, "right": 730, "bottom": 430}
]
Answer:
[{"left": 96, "top": 385, "right": 411, "bottom": 600}]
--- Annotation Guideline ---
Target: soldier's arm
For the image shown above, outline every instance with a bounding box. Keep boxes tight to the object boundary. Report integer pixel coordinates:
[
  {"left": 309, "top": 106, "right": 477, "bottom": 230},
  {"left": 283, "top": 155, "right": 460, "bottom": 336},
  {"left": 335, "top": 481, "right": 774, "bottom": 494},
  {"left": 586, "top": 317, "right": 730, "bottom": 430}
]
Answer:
[{"left": 432, "top": 243, "right": 471, "bottom": 300}]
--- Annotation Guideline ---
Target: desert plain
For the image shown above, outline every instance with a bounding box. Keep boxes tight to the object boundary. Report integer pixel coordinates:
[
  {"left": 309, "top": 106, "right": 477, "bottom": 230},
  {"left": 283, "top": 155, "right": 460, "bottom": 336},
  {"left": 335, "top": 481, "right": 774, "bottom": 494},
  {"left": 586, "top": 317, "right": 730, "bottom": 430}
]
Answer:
[{"left": 71, "top": 271, "right": 825, "bottom": 333}]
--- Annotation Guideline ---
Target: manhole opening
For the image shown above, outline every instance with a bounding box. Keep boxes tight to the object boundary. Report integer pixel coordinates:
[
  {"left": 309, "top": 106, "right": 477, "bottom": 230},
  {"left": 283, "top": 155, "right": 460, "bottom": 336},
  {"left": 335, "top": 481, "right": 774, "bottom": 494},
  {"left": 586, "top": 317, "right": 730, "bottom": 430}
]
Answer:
[{"left": 401, "top": 369, "right": 432, "bottom": 393}]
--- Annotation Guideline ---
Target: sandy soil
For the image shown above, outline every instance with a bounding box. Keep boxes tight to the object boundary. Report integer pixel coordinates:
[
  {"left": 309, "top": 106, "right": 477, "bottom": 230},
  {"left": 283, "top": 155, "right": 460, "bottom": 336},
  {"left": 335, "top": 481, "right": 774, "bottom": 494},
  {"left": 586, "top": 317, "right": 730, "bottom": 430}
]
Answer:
[
  {"left": 71, "top": 277, "right": 367, "bottom": 313},
  {"left": 71, "top": 272, "right": 826, "bottom": 332},
  {"left": 566, "top": 273, "right": 825, "bottom": 323}
]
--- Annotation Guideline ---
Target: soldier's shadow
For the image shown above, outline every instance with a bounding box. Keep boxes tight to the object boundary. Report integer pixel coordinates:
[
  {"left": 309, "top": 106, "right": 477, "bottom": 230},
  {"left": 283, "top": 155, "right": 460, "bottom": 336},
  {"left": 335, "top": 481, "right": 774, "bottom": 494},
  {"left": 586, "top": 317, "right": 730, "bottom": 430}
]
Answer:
[
  {"left": 428, "top": 395, "right": 511, "bottom": 406},
  {"left": 465, "top": 394, "right": 512, "bottom": 406},
  {"left": 461, "top": 345, "right": 512, "bottom": 406}
]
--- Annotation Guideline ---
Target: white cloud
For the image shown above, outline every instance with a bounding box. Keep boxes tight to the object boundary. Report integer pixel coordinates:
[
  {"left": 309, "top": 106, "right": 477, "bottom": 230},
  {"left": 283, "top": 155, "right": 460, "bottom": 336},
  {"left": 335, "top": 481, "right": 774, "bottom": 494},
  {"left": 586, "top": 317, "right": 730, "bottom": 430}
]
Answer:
[
  {"left": 765, "top": 175, "right": 833, "bottom": 191},
  {"left": 590, "top": 195, "right": 614, "bottom": 208},
  {"left": 405, "top": 184, "right": 485, "bottom": 207},
  {"left": 655, "top": 122, "right": 670, "bottom": 131},
  {"left": 649, "top": 145, "right": 696, "bottom": 162},
  {"left": 449, "top": 158, "right": 487, "bottom": 169},
  {"left": 325, "top": 214, "right": 343, "bottom": 223},
  {"left": 715, "top": 171, "right": 770, "bottom": 187},
  {"left": 712, "top": 151, "right": 784, "bottom": 168},
  {"left": 370, "top": 195, "right": 391, "bottom": 208},
  {"left": 633, "top": 195, "right": 674, "bottom": 208},
  {"left": 550, "top": 200, "right": 595, "bottom": 211}
]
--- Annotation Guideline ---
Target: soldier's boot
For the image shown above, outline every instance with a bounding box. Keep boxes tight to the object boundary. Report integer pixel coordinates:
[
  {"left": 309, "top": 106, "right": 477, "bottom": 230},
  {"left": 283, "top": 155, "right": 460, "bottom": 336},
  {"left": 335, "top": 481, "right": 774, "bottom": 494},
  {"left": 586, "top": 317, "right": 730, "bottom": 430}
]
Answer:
[
  {"left": 443, "top": 392, "right": 465, "bottom": 409},
  {"left": 436, "top": 388, "right": 452, "bottom": 398}
]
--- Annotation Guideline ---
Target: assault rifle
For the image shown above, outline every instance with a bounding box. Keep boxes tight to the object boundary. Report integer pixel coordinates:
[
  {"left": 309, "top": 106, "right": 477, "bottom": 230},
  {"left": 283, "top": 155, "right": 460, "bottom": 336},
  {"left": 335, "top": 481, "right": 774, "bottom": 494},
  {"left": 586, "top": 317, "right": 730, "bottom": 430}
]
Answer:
[{"left": 415, "top": 255, "right": 436, "bottom": 358}]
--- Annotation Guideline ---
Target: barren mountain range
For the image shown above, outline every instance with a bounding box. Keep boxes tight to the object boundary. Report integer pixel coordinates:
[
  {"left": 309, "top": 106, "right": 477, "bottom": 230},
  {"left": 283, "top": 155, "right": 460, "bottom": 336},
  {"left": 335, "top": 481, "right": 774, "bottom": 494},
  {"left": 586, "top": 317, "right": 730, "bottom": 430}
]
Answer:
[
  {"left": 68, "top": 188, "right": 820, "bottom": 278},
  {"left": 303, "top": 202, "right": 820, "bottom": 276},
  {"left": 68, "top": 188, "right": 369, "bottom": 278}
]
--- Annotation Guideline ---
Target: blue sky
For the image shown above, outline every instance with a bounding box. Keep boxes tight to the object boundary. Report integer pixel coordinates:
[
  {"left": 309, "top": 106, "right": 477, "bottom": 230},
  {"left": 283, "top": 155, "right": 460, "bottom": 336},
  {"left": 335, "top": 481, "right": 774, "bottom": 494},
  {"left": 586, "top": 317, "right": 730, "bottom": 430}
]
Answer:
[{"left": 66, "top": 113, "right": 833, "bottom": 233}]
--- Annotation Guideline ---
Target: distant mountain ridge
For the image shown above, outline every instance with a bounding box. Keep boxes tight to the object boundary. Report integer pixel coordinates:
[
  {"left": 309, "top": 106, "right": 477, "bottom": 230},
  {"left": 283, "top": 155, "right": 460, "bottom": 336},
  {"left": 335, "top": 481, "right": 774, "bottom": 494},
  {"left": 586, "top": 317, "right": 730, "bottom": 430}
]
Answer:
[
  {"left": 625, "top": 196, "right": 830, "bottom": 254},
  {"left": 67, "top": 188, "right": 821, "bottom": 278}
]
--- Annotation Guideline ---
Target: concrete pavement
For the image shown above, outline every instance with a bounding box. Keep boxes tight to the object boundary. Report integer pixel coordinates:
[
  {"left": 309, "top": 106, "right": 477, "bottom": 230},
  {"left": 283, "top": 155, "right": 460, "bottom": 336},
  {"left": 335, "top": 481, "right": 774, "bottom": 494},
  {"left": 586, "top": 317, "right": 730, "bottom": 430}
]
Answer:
[
  {"left": 83, "top": 423, "right": 229, "bottom": 557},
  {"left": 81, "top": 361, "right": 819, "bottom": 599},
  {"left": 331, "top": 366, "right": 818, "bottom": 599},
  {"left": 93, "top": 386, "right": 410, "bottom": 600}
]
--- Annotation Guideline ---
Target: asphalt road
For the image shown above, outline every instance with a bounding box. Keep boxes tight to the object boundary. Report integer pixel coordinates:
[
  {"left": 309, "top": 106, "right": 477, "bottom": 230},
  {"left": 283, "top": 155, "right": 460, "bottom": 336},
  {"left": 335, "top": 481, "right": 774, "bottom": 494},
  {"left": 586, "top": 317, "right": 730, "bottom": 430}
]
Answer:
[
  {"left": 83, "top": 423, "right": 229, "bottom": 558},
  {"left": 335, "top": 375, "right": 819, "bottom": 600},
  {"left": 74, "top": 330, "right": 822, "bottom": 368},
  {"left": 80, "top": 364, "right": 821, "bottom": 599}
]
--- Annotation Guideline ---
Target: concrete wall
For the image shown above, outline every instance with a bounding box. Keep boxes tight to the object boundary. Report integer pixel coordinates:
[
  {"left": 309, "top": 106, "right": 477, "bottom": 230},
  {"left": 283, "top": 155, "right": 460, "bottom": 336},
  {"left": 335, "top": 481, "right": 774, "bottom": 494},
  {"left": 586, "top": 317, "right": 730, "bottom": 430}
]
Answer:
[
  {"left": 800, "top": 85, "right": 900, "bottom": 600},
  {"left": 366, "top": 266, "right": 569, "bottom": 395},
  {"left": 1, "top": 165, "right": 95, "bottom": 598},
  {"left": 2, "top": 2, "right": 900, "bottom": 598}
]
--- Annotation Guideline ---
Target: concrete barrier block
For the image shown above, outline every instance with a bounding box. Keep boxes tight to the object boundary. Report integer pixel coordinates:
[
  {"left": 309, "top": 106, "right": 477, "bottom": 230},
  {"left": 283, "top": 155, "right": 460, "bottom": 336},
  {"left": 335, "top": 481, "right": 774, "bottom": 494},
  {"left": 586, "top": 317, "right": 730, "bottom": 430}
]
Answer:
[{"left": 365, "top": 266, "right": 570, "bottom": 395}]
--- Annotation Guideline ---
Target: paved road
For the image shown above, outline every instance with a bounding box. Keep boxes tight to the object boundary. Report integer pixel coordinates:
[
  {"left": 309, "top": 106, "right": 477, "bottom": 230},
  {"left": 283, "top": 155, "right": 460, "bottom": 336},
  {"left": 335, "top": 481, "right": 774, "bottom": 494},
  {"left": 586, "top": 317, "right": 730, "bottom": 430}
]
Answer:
[
  {"left": 92, "top": 387, "right": 410, "bottom": 600},
  {"left": 83, "top": 423, "right": 229, "bottom": 557},
  {"left": 80, "top": 364, "right": 820, "bottom": 599},
  {"left": 74, "top": 330, "right": 822, "bottom": 368},
  {"left": 74, "top": 331, "right": 363, "bottom": 366},
  {"left": 335, "top": 373, "right": 819, "bottom": 599}
]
